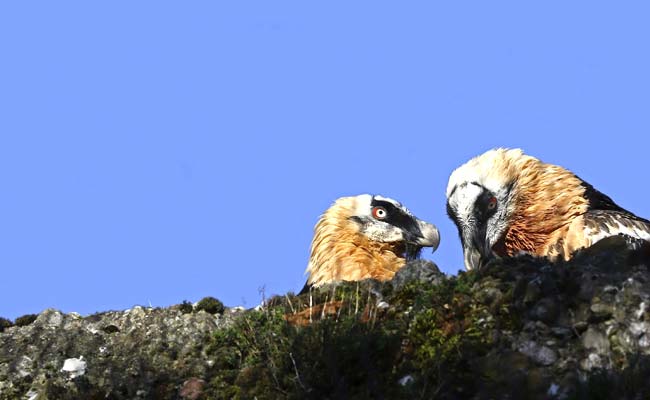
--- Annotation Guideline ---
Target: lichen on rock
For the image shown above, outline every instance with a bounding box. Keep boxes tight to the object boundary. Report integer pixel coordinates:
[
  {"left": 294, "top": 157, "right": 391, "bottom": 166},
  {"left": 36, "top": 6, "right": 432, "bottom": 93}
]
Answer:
[{"left": 1, "top": 237, "right": 650, "bottom": 399}]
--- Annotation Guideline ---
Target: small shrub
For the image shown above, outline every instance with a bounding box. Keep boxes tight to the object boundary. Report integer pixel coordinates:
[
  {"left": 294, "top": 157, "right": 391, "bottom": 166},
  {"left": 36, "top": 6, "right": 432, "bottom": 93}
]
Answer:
[
  {"left": 196, "top": 297, "right": 225, "bottom": 315},
  {"left": 178, "top": 300, "right": 194, "bottom": 314},
  {"left": 0, "top": 317, "right": 12, "bottom": 332},
  {"left": 14, "top": 314, "right": 38, "bottom": 327}
]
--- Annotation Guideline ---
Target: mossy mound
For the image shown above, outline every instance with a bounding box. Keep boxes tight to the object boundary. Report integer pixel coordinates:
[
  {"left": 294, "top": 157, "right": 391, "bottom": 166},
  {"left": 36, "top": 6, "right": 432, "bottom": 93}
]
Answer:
[
  {"left": 200, "top": 239, "right": 650, "bottom": 399},
  {"left": 196, "top": 297, "right": 225, "bottom": 315}
]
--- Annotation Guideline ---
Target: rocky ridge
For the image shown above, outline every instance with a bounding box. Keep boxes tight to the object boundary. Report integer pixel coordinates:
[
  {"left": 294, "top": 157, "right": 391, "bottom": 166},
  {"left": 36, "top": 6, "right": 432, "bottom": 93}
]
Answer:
[{"left": 1, "top": 236, "right": 649, "bottom": 399}]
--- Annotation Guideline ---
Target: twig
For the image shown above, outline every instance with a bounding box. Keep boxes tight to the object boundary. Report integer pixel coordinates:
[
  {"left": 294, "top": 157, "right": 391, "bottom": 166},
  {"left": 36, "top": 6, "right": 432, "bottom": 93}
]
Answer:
[
  {"left": 355, "top": 282, "right": 360, "bottom": 315},
  {"left": 336, "top": 292, "right": 345, "bottom": 322},
  {"left": 258, "top": 285, "right": 267, "bottom": 314},
  {"left": 367, "top": 286, "right": 373, "bottom": 325},
  {"left": 321, "top": 293, "right": 329, "bottom": 320},
  {"left": 309, "top": 287, "right": 313, "bottom": 324},
  {"left": 285, "top": 294, "right": 296, "bottom": 314},
  {"left": 267, "top": 356, "right": 283, "bottom": 393},
  {"left": 289, "top": 352, "right": 309, "bottom": 392}
]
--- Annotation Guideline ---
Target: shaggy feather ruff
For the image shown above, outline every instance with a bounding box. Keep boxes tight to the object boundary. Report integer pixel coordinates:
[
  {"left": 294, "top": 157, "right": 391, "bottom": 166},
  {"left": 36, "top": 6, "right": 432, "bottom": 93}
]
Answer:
[
  {"left": 305, "top": 196, "right": 415, "bottom": 288},
  {"left": 449, "top": 148, "right": 650, "bottom": 262}
]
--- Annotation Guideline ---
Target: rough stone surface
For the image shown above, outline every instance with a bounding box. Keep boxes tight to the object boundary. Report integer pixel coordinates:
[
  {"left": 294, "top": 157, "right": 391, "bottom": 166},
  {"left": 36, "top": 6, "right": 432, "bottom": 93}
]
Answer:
[
  {"left": 1, "top": 235, "right": 650, "bottom": 399},
  {"left": 0, "top": 305, "right": 243, "bottom": 399},
  {"left": 391, "top": 259, "right": 445, "bottom": 289}
]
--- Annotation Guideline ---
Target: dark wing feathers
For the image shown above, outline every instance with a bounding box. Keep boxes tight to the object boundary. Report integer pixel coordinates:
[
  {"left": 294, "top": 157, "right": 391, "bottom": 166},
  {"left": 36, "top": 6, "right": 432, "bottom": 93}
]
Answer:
[
  {"left": 576, "top": 176, "right": 650, "bottom": 247},
  {"left": 579, "top": 177, "right": 650, "bottom": 223},
  {"left": 583, "top": 210, "right": 650, "bottom": 243}
]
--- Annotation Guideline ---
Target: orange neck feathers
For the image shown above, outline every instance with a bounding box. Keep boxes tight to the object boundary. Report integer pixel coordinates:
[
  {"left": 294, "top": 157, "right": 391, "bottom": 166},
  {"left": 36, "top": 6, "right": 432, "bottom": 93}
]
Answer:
[
  {"left": 305, "top": 198, "right": 405, "bottom": 287},
  {"left": 500, "top": 156, "right": 589, "bottom": 258}
]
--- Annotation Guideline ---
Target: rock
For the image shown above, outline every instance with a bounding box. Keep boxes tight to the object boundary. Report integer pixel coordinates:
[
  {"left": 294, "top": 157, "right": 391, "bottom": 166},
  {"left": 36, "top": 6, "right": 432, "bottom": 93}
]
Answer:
[
  {"left": 391, "top": 259, "right": 445, "bottom": 289},
  {"left": 473, "top": 277, "right": 504, "bottom": 306},
  {"left": 590, "top": 302, "right": 614, "bottom": 322},
  {"left": 572, "top": 321, "right": 589, "bottom": 334},
  {"left": 179, "top": 377, "right": 206, "bottom": 400},
  {"left": 629, "top": 322, "right": 650, "bottom": 351},
  {"left": 603, "top": 285, "right": 619, "bottom": 295},
  {"left": 61, "top": 357, "right": 87, "bottom": 379},
  {"left": 580, "top": 353, "right": 604, "bottom": 371},
  {"left": 524, "top": 279, "right": 543, "bottom": 304},
  {"left": 531, "top": 297, "right": 560, "bottom": 324},
  {"left": 15, "top": 355, "right": 33, "bottom": 378},
  {"left": 517, "top": 340, "right": 558, "bottom": 366},
  {"left": 581, "top": 326, "right": 610, "bottom": 355},
  {"left": 550, "top": 327, "right": 573, "bottom": 339},
  {"left": 0, "top": 304, "right": 230, "bottom": 399},
  {"left": 1, "top": 241, "right": 650, "bottom": 399},
  {"left": 37, "top": 309, "right": 63, "bottom": 328}
]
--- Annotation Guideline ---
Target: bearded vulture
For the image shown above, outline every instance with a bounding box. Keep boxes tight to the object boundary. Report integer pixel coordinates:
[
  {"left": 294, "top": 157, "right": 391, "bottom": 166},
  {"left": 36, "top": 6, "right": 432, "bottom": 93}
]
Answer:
[
  {"left": 446, "top": 148, "right": 650, "bottom": 270},
  {"left": 301, "top": 194, "right": 440, "bottom": 293}
]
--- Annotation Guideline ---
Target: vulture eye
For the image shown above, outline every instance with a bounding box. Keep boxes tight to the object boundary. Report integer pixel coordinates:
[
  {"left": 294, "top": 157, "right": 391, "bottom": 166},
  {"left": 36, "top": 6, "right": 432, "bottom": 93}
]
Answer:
[
  {"left": 487, "top": 196, "right": 497, "bottom": 210},
  {"left": 372, "top": 206, "right": 388, "bottom": 220}
]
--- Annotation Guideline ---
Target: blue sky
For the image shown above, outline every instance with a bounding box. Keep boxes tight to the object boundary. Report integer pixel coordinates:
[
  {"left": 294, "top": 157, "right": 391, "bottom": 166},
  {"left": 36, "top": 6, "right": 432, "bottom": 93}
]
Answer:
[{"left": 1, "top": 2, "right": 649, "bottom": 319}]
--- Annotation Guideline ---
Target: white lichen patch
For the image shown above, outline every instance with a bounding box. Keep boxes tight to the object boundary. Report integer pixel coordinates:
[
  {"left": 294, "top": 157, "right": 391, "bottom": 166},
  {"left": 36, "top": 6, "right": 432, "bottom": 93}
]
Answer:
[
  {"left": 37, "top": 310, "right": 63, "bottom": 329},
  {"left": 61, "top": 356, "right": 87, "bottom": 379},
  {"left": 16, "top": 355, "right": 33, "bottom": 378},
  {"left": 637, "top": 302, "right": 647, "bottom": 320},
  {"left": 580, "top": 353, "right": 602, "bottom": 371}
]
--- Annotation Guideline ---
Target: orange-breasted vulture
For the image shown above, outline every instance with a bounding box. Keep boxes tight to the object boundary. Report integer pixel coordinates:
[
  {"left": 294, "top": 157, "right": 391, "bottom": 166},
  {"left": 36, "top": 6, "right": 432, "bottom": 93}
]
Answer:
[
  {"left": 446, "top": 148, "right": 650, "bottom": 270},
  {"left": 300, "top": 194, "right": 440, "bottom": 293}
]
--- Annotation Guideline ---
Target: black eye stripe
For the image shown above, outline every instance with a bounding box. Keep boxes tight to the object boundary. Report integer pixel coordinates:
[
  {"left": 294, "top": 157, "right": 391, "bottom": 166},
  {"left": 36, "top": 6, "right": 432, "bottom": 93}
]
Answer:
[
  {"left": 370, "top": 198, "right": 422, "bottom": 238},
  {"left": 475, "top": 190, "right": 497, "bottom": 219},
  {"left": 370, "top": 200, "right": 401, "bottom": 218}
]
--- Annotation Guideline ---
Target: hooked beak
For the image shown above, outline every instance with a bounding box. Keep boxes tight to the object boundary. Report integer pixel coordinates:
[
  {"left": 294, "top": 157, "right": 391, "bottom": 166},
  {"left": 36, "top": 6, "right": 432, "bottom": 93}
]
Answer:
[
  {"left": 463, "top": 245, "right": 484, "bottom": 271},
  {"left": 462, "top": 238, "right": 498, "bottom": 270},
  {"left": 404, "top": 220, "right": 440, "bottom": 252}
]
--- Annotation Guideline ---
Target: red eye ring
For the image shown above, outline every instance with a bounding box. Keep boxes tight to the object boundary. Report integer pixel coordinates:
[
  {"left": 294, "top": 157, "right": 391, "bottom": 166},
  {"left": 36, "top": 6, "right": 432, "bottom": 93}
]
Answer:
[
  {"left": 487, "top": 197, "right": 497, "bottom": 210},
  {"left": 372, "top": 206, "right": 387, "bottom": 219}
]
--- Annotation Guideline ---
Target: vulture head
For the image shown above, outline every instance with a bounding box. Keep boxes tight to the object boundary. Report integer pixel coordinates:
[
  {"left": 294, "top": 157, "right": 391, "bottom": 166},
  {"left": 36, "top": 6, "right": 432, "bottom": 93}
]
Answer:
[
  {"left": 446, "top": 148, "right": 650, "bottom": 271},
  {"left": 302, "top": 194, "right": 439, "bottom": 292}
]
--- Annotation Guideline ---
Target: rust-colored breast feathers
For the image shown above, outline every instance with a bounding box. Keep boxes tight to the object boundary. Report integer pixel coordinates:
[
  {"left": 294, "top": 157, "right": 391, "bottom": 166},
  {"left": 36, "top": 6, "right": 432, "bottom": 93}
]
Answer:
[{"left": 501, "top": 157, "right": 590, "bottom": 260}]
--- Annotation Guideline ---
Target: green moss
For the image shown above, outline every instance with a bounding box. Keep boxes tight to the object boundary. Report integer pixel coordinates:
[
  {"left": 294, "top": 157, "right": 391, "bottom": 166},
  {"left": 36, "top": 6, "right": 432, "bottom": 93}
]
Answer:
[
  {"left": 130, "top": 258, "right": 650, "bottom": 398},
  {"left": 0, "top": 376, "right": 33, "bottom": 400},
  {"left": 200, "top": 276, "right": 508, "bottom": 398},
  {"left": 188, "top": 265, "right": 548, "bottom": 398},
  {"left": 195, "top": 297, "right": 225, "bottom": 315},
  {"left": 206, "top": 282, "right": 393, "bottom": 397},
  {"left": 14, "top": 314, "right": 38, "bottom": 327}
]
